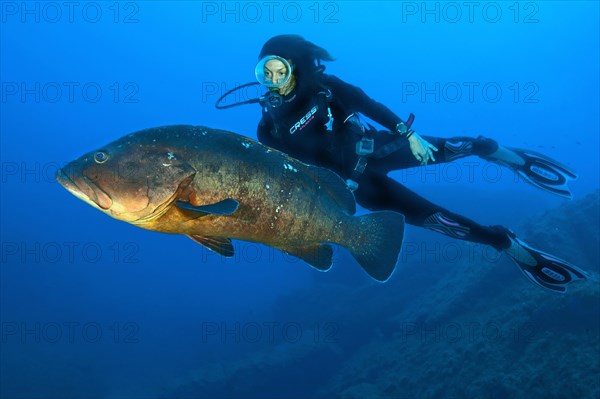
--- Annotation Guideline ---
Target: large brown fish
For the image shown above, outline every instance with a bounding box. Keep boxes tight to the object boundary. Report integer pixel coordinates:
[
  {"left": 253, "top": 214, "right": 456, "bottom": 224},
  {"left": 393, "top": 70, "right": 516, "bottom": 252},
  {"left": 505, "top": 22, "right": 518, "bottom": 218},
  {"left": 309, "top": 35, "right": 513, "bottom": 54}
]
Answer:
[{"left": 56, "top": 125, "right": 405, "bottom": 281}]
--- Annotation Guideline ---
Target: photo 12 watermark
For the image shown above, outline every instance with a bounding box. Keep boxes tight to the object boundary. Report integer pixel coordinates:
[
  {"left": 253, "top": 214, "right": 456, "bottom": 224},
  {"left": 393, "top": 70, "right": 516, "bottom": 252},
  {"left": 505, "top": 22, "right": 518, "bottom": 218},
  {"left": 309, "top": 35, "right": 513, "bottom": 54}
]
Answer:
[
  {"left": 400, "top": 81, "right": 540, "bottom": 104},
  {"left": 199, "top": 1, "right": 340, "bottom": 24},
  {"left": 1, "top": 2, "right": 140, "bottom": 24},
  {"left": 1, "top": 321, "right": 140, "bottom": 344},
  {"left": 1, "top": 241, "right": 140, "bottom": 265},
  {"left": 400, "top": 239, "right": 504, "bottom": 265},
  {"left": 400, "top": 2, "right": 540, "bottom": 24},
  {"left": 194, "top": 235, "right": 509, "bottom": 268},
  {"left": 1, "top": 160, "right": 149, "bottom": 186},
  {"left": 196, "top": 240, "right": 322, "bottom": 266},
  {"left": 199, "top": 321, "right": 339, "bottom": 344},
  {"left": 393, "top": 161, "right": 525, "bottom": 185},
  {"left": 1, "top": 81, "right": 140, "bottom": 104},
  {"left": 397, "top": 320, "right": 538, "bottom": 344},
  {"left": 201, "top": 81, "right": 264, "bottom": 106}
]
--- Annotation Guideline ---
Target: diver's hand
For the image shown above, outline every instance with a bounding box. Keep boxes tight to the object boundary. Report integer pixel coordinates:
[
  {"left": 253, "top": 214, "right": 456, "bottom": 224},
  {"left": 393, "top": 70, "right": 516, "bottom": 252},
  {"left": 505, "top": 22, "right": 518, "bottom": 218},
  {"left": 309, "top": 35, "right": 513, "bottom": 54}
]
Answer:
[{"left": 408, "top": 133, "right": 438, "bottom": 165}]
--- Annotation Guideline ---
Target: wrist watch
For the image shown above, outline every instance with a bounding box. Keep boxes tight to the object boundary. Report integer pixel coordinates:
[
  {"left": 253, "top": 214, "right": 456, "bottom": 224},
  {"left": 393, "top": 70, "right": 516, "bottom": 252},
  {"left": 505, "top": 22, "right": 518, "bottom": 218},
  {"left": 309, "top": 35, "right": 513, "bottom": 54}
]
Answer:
[{"left": 395, "top": 121, "right": 414, "bottom": 138}]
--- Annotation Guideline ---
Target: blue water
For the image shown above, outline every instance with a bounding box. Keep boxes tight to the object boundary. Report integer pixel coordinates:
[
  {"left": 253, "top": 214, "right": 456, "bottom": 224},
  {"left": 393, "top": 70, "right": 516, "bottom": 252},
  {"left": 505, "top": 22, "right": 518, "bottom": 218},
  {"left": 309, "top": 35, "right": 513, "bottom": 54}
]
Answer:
[{"left": 1, "top": 2, "right": 599, "bottom": 398}]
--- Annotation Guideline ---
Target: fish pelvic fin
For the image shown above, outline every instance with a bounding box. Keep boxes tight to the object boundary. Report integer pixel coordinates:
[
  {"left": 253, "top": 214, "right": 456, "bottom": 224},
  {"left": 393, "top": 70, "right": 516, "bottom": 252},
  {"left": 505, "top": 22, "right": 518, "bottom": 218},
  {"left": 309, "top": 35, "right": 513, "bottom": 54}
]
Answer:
[
  {"left": 347, "top": 211, "right": 405, "bottom": 282},
  {"left": 188, "top": 235, "right": 234, "bottom": 257}
]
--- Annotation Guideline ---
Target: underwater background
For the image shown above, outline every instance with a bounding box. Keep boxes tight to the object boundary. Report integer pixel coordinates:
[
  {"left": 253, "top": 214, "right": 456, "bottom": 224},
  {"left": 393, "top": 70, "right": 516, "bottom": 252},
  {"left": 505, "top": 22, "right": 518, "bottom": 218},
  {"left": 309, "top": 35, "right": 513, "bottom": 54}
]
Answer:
[{"left": 1, "top": 1, "right": 599, "bottom": 398}]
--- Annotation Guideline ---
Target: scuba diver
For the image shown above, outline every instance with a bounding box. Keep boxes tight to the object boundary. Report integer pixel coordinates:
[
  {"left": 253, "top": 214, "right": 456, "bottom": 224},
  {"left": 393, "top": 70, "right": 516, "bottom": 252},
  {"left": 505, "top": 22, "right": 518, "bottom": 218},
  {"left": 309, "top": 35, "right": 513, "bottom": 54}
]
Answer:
[{"left": 215, "top": 34, "right": 588, "bottom": 293}]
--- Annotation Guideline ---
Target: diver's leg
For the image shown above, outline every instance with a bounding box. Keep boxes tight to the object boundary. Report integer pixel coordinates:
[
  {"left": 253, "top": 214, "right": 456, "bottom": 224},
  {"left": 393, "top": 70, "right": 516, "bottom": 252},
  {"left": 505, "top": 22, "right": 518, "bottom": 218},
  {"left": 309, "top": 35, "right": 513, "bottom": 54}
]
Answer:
[
  {"left": 433, "top": 135, "right": 499, "bottom": 162},
  {"left": 420, "top": 135, "right": 577, "bottom": 198},
  {"left": 354, "top": 172, "right": 589, "bottom": 292},
  {"left": 354, "top": 172, "right": 510, "bottom": 250},
  {"left": 373, "top": 135, "right": 499, "bottom": 171},
  {"left": 375, "top": 133, "right": 577, "bottom": 198}
]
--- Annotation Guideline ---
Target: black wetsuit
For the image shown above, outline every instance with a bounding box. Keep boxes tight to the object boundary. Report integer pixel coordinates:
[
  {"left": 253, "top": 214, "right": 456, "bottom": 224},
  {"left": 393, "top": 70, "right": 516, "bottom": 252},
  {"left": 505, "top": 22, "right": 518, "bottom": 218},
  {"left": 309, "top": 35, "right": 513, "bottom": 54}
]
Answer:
[{"left": 257, "top": 74, "right": 511, "bottom": 250}]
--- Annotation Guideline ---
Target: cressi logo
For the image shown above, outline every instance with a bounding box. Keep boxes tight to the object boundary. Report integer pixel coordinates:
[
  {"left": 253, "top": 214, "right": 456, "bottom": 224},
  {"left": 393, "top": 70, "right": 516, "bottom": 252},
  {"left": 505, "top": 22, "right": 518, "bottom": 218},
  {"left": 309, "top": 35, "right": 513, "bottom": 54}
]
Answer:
[{"left": 290, "top": 105, "right": 318, "bottom": 135}]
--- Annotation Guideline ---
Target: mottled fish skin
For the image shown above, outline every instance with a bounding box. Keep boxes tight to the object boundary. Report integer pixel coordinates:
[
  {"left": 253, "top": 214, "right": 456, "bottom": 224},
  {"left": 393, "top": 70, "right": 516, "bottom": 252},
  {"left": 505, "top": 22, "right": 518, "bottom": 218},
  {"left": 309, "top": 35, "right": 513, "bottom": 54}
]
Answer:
[
  {"left": 58, "top": 126, "right": 353, "bottom": 247},
  {"left": 165, "top": 126, "right": 352, "bottom": 246}
]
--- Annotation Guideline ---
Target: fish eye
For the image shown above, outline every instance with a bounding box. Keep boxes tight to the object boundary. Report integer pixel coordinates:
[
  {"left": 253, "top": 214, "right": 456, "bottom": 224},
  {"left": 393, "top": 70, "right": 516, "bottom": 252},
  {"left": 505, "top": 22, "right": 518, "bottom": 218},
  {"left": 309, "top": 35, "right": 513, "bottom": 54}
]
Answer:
[{"left": 94, "top": 151, "right": 109, "bottom": 164}]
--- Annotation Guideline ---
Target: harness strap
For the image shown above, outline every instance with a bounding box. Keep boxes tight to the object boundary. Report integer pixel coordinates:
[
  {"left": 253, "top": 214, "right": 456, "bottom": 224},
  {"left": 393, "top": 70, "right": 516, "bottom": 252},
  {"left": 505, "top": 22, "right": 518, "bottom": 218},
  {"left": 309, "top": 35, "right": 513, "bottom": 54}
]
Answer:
[{"left": 316, "top": 89, "right": 334, "bottom": 131}]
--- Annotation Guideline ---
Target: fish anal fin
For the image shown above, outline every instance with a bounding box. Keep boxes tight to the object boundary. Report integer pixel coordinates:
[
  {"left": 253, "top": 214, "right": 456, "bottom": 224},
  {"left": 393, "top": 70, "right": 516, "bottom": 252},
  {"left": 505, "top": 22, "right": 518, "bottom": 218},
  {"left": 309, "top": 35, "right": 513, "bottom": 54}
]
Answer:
[
  {"left": 188, "top": 235, "right": 234, "bottom": 257},
  {"left": 279, "top": 243, "right": 333, "bottom": 271}
]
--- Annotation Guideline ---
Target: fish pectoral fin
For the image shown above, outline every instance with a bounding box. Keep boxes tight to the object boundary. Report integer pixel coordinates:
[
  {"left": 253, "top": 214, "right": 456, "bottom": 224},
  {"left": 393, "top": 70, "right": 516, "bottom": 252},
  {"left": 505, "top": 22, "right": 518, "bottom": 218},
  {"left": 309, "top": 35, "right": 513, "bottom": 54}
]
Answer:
[
  {"left": 176, "top": 198, "right": 239, "bottom": 216},
  {"left": 188, "top": 235, "right": 234, "bottom": 257},
  {"left": 279, "top": 243, "right": 333, "bottom": 271}
]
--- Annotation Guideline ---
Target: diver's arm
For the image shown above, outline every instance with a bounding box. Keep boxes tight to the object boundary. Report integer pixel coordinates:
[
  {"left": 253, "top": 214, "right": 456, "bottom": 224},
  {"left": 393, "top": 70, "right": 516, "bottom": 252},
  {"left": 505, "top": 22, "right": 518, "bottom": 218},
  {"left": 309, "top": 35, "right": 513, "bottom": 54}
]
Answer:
[
  {"left": 326, "top": 75, "right": 438, "bottom": 165},
  {"left": 324, "top": 75, "right": 404, "bottom": 131}
]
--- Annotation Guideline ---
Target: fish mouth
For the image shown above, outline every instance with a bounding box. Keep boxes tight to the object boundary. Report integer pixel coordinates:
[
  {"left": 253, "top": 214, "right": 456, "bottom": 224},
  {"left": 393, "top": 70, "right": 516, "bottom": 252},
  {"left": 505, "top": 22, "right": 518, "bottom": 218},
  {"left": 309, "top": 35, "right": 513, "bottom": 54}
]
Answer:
[{"left": 56, "top": 168, "right": 113, "bottom": 210}]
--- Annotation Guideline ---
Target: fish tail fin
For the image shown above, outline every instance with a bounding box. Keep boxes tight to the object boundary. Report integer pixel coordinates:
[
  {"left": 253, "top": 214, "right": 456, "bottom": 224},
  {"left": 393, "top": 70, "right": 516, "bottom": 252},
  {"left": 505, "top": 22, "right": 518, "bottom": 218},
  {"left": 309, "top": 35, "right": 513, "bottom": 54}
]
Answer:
[{"left": 346, "top": 211, "right": 405, "bottom": 282}]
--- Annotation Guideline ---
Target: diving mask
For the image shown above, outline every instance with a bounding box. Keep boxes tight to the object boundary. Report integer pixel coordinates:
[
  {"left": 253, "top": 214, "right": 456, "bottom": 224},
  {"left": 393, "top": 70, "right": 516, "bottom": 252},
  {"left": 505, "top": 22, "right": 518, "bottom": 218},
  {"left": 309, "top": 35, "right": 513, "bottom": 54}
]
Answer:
[{"left": 255, "top": 55, "right": 293, "bottom": 88}]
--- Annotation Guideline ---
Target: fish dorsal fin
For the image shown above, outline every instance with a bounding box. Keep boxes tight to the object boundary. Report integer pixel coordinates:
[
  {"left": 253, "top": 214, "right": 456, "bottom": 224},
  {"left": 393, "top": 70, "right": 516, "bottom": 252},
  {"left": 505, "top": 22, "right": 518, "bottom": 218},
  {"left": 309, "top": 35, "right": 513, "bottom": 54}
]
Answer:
[
  {"left": 188, "top": 235, "right": 234, "bottom": 257},
  {"left": 176, "top": 198, "right": 239, "bottom": 216},
  {"left": 307, "top": 165, "right": 356, "bottom": 215},
  {"left": 278, "top": 243, "right": 333, "bottom": 271}
]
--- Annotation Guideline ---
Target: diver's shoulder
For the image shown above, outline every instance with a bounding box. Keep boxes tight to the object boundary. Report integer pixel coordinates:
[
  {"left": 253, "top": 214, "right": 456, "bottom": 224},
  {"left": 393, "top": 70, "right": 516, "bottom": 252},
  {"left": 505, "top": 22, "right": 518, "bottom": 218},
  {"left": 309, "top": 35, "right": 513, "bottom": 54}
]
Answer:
[
  {"left": 321, "top": 73, "right": 344, "bottom": 84},
  {"left": 320, "top": 73, "right": 353, "bottom": 89}
]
